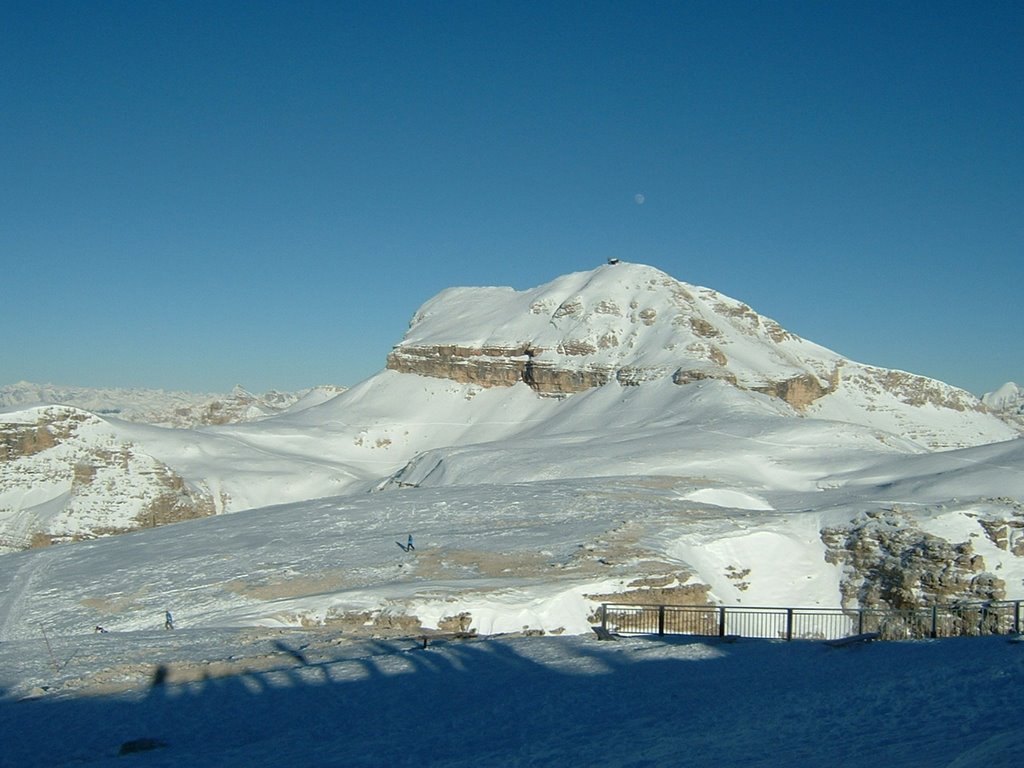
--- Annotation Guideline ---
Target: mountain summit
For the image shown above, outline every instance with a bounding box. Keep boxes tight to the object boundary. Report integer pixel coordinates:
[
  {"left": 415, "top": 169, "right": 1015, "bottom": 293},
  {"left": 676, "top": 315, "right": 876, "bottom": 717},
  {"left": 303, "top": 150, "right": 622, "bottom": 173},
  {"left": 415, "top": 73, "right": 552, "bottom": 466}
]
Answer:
[
  {"left": 389, "top": 262, "right": 835, "bottom": 398},
  {"left": 387, "top": 262, "right": 1010, "bottom": 449}
]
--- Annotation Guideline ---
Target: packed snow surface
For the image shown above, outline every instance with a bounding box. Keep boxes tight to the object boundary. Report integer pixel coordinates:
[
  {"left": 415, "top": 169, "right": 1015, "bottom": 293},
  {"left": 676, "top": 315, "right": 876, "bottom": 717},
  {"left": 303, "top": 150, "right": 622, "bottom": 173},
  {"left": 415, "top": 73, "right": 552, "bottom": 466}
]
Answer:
[
  {"left": 10, "top": 469, "right": 1019, "bottom": 767},
  {"left": 1, "top": 628, "right": 1021, "bottom": 768}
]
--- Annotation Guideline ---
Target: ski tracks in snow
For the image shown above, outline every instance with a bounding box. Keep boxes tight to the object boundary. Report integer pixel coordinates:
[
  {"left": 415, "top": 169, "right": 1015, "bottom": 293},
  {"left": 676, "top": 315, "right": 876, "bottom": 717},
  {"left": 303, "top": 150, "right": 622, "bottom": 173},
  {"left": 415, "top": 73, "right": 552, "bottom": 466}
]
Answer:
[{"left": 0, "top": 550, "right": 55, "bottom": 642}]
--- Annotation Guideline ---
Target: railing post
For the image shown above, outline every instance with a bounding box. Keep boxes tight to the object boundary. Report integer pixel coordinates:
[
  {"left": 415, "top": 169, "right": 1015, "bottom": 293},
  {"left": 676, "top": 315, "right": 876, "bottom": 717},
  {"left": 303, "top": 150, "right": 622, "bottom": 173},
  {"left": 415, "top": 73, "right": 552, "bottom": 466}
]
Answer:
[
  {"left": 718, "top": 606, "right": 726, "bottom": 637},
  {"left": 1016, "top": 601, "right": 1021, "bottom": 635},
  {"left": 786, "top": 608, "right": 794, "bottom": 641},
  {"left": 857, "top": 609, "right": 864, "bottom": 636},
  {"left": 931, "top": 605, "right": 938, "bottom": 639},
  {"left": 601, "top": 604, "right": 608, "bottom": 631},
  {"left": 658, "top": 605, "right": 665, "bottom": 636}
]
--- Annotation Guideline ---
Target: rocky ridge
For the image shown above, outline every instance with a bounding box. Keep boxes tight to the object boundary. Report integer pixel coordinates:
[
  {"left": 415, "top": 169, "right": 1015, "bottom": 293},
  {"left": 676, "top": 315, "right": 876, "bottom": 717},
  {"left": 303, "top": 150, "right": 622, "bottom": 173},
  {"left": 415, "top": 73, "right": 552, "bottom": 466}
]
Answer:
[
  {"left": 821, "top": 500, "right": 1024, "bottom": 611},
  {"left": 0, "top": 406, "right": 219, "bottom": 551}
]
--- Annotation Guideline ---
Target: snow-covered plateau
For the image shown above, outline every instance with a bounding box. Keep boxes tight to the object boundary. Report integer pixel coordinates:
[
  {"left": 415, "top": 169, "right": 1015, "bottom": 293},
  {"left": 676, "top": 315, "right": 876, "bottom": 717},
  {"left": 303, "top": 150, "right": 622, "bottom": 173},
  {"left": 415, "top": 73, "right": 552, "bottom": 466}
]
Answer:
[{"left": 1, "top": 262, "right": 1022, "bottom": 766}]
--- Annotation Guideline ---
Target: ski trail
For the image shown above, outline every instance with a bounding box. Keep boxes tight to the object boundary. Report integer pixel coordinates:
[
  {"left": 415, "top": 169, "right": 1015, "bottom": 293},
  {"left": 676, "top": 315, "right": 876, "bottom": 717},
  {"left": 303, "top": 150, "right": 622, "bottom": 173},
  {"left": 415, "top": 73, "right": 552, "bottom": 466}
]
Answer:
[{"left": 0, "top": 550, "right": 53, "bottom": 642}]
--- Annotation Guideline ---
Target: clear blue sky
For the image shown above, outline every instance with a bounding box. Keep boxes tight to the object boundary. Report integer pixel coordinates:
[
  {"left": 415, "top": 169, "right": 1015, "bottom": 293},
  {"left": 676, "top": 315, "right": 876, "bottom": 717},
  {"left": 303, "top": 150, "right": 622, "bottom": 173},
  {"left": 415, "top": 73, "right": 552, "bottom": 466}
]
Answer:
[{"left": 2, "top": 1, "right": 1021, "bottom": 395}]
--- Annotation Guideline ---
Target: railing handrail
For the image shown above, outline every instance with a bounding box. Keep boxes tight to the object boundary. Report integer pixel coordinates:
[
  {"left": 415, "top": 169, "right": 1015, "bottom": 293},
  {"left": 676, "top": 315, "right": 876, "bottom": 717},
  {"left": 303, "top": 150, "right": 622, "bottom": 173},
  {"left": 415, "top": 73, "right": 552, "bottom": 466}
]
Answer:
[
  {"left": 599, "top": 599, "right": 1023, "bottom": 641},
  {"left": 601, "top": 599, "right": 1022, "bottom": 612}
]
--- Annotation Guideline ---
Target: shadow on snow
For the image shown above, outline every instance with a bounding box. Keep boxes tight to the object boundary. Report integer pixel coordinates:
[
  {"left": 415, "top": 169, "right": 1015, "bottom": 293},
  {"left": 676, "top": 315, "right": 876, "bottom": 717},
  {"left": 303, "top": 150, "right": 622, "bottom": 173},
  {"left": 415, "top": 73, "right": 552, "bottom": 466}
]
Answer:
[{"left": 1, "top": 633, "right": 1022, "bottom": 768}]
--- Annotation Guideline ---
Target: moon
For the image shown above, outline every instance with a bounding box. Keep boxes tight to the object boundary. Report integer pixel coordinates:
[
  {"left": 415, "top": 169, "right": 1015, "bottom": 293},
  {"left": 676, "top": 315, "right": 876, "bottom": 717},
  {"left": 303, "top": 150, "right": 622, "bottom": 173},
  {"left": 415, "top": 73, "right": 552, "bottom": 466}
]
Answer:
[{"left": 634, "top": 193, "right": 646, "bottom": 205}]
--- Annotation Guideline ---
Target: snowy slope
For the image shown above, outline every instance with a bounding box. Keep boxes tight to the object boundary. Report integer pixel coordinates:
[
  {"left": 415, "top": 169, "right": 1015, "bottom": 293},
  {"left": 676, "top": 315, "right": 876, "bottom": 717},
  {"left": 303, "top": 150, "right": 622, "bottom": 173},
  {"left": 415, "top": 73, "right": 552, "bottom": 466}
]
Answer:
[
  {"left": 2, "top": 261, "right": 1022, "bottom": 645},
  {"left": 1, "top": 453, "right": 1023, "bottom": 768},
  {"left": 984, "top": 381, "right": 1023, "bottom": 411},
  {"left": 378, "top": 378, "right": 917, "bottom": 492},
  {"left": 0, "top": 405, "right": 362, "bottom": 550},
  {"left": 2, "top": 441, "right": 1022, "bottom": 643},
  {"left": 3, "top": 262, "right": 1015, "bottom": 551}
]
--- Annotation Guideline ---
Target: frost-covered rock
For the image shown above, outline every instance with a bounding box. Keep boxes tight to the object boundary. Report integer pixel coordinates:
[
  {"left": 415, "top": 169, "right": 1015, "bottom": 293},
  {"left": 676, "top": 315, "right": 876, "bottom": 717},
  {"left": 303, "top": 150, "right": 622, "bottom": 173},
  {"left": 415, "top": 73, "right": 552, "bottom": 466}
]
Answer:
[{"left": 821, "top": 502, "right": 1024, "bottom": 609}]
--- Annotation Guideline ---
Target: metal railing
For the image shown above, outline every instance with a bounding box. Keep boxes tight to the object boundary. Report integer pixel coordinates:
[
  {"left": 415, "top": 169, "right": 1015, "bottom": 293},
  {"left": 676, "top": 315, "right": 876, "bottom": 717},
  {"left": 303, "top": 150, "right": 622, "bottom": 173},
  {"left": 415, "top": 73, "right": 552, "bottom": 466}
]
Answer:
[{"left": 598, "top": 600, "right": 1024, "bottom": 641}]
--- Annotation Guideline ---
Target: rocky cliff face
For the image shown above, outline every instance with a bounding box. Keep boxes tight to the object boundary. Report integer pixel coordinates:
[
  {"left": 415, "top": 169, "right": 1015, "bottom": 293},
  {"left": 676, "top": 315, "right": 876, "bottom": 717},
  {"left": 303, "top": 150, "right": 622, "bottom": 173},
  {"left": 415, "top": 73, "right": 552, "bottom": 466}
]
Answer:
[
  {"left": 386, "top": 343, "right": 621, "bottom": 396},
  {"left": 0, "top": 407, "right": 219, "bottom": 552},
  {"left": 820, "top": 502, "right": 1024, "bottom": 610}
]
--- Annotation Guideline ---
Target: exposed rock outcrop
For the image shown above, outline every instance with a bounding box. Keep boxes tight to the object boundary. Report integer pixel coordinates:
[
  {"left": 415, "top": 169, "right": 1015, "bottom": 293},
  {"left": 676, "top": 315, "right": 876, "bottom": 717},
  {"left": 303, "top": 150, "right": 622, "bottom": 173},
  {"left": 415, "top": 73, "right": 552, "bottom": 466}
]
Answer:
[
  {"left": 388, "top": 340, "right": 841, "bottom": 408},
  {"left": 0, "top": 408, "right": 91, "bottom": 460},
  {"left": 0, "top": 407, "right": 219, "bottom": 551},
  {"left": 522, "top": 360, "right": 613, "bottom": 394},
  {"left": 821, "top": 506, "right": 1012, "bottom": 610},
  {"left": 386, "top": 344, "right": 533, "bottom": 388},
  {"left": 752, "top": 373, "right": 832, "bottom": 410},
  {"left": 846, "top": 366, "right": 987, "bottom": 413}
]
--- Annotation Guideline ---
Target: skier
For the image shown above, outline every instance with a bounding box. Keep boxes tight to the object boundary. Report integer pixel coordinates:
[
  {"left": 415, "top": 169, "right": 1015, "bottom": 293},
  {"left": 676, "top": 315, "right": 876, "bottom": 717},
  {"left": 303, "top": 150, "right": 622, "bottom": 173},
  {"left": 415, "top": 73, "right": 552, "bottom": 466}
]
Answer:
[
  {"left": 407, "top": 534, "right": 415, "bottom": 551},
  {"left": 164, "top": 610, "right": 174, "bottom": 630}
]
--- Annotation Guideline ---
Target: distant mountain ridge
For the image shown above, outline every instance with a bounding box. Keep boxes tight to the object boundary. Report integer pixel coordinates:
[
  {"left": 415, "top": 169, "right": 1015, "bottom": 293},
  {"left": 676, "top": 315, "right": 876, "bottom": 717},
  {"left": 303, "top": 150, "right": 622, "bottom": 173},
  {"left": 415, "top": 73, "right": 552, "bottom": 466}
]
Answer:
[{"left": 0, "top": 381, "right": 345, "bottom": 428}]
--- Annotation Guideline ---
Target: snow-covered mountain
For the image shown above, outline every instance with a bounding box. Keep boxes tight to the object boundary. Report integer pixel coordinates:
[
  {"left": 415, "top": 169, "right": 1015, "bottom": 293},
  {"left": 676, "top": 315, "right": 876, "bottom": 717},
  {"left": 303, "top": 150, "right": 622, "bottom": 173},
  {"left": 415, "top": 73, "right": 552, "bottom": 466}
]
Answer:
[
  {"left": 983, "top": 381, "right": 1024, "bottom": 432},
  {"left": 0, "top": 381, "right": 345, "bottom": 428},
  {"left": 1, "top": 262, "right": 1022, "bottom": 638},
  {"left": 386, "top": 262, "right": 1011, "bottom": 449}
]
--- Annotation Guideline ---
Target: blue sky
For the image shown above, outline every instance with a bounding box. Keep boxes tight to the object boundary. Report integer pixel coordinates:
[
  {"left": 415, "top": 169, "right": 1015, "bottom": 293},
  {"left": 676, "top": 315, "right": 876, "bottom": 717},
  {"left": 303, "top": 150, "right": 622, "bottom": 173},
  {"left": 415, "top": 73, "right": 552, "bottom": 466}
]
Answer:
[{"left": 2, "top": 1, "right": 1021, "bottom": 395}]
